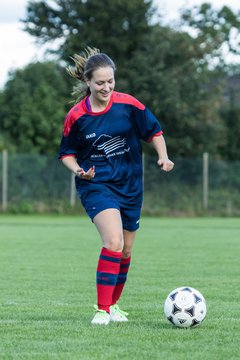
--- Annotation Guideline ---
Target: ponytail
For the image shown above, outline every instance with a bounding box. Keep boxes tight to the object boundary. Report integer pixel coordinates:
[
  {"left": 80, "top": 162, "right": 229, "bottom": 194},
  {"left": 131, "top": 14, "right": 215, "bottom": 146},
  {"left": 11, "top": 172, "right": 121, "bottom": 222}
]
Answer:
[{"left": 67, "top": 47, "right": 116, "bottom": 103}]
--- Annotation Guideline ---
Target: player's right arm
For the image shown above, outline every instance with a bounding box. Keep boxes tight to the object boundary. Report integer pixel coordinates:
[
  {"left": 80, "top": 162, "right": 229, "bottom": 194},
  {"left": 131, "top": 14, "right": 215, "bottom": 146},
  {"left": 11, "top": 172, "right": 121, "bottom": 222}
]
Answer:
[
  {"left": 61, "top": 156, "right": 81, "bottom": 175},
  {"left": 59, "top": 107, "right": 95, "bottom": 180}
]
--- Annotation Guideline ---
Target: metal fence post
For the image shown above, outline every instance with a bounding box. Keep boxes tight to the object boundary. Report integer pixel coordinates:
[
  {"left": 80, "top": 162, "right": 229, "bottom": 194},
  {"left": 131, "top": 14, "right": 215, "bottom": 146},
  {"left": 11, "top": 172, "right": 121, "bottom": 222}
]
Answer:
[
  {"left": 203, "top": 152, "right": 209, "bottom": 210},
  {"left": 2, "top": 149, "right": 8, "bottom": 211}
]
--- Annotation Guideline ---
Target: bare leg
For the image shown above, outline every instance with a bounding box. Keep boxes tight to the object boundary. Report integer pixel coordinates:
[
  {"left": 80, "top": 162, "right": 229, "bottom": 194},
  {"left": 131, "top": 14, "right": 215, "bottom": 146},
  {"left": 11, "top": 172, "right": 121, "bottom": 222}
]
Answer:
[
  {"left": 93, "top": 208, "right": 124, "bottom": 251},
  {"left": 122, "top": 229, "right": 137, "bottom": 258}
]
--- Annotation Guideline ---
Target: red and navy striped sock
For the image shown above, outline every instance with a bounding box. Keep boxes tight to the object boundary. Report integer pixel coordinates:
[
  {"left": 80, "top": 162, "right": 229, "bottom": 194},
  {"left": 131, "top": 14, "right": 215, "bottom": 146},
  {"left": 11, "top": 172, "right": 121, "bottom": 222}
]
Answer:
[
  {"left": 96, "top": 247, "right": 122, "bottom": 313},
  {"left": 112, "top": 256, "right": 131, "bottom": 305}
]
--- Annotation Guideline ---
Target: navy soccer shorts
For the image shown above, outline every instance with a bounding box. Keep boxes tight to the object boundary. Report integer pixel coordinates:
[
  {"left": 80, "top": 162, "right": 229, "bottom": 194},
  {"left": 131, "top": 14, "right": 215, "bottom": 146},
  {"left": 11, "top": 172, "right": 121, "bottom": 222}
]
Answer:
[{"left": 76, "top": 183, "right": 142, "bottom": 232}]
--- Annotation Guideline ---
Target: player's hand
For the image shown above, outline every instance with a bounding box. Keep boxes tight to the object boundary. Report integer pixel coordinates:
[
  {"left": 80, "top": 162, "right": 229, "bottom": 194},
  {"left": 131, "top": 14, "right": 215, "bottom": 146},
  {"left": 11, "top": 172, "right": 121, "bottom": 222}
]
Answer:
[
  {"left": 157, "top": 158, "right": 174, "bottom": 172},
  {"left": 75, "top": 166, "right": 95, "bottom": 179}
]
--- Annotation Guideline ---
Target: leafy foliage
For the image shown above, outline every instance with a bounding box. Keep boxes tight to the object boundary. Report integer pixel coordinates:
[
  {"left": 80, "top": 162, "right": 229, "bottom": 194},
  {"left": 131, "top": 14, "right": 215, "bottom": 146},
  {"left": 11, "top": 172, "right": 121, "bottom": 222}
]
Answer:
[
  {"left": 128, "top": 26, "right": 227, "bottom": 156},
  {"left": 22, "top": 0, "right": 154, "bottom": 64},
  {"left": 1, "top": 1, "right": 240, "bottom": 158},
  {"left": 180, "top": 3, "right": 240, "bottom": 69},
  {"left": 220, "top": 106, "right": 240, "bottom": 160},
  {"left": 0, "top": 62, "right": 69, "bottom": 153}
]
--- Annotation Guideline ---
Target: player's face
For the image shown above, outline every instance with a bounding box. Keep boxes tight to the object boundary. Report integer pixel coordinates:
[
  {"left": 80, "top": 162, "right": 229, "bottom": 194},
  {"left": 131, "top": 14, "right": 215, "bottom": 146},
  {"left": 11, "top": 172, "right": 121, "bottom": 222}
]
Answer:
[{"left": 87, "top": 67, "right": 115, "bottom": 104}]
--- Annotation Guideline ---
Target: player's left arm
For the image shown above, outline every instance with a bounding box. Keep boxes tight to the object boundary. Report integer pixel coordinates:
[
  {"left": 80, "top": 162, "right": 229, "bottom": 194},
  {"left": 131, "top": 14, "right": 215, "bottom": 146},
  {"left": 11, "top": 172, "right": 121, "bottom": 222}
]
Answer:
[{"left": 151, "top": 135, "right": 174, "bottom": 172}]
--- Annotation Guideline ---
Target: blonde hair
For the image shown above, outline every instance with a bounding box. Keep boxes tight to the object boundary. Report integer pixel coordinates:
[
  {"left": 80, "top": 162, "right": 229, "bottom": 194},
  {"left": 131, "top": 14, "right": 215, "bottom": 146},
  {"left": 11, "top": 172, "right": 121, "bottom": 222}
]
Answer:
[{"left": 66, "top": 47, "right": 116, "bottom": 103}]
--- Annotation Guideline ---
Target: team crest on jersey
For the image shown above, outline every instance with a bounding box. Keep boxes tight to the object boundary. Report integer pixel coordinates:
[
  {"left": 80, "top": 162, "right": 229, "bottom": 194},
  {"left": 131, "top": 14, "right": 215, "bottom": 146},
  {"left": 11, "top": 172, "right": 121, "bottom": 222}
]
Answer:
[{"left": 91, "top": 134, "right": 130, "bottom": 158}]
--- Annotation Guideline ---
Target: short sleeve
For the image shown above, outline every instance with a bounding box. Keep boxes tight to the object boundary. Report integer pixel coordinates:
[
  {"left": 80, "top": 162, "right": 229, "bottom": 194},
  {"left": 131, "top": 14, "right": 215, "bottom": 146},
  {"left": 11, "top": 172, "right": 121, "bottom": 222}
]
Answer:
[
  {"left": 132, "top": 106, "right": 162, "bottom": 142},
  {"left": 58, "top": 117, "right": 78, "bottom": 159}
]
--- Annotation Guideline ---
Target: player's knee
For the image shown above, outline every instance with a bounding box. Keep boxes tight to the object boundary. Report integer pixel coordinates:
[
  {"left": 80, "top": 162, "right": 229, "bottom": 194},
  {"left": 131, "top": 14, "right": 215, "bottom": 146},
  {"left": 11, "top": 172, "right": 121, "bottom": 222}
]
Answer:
[{"left": 105, "top": 237, "right": 123, "bottom": 252}]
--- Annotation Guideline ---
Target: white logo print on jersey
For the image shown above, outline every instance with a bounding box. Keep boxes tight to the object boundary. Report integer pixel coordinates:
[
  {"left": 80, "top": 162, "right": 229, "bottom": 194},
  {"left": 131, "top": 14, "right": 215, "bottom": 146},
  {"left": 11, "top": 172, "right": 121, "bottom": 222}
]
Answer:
[
  {"left": 86, "top": 132, "right": 96, "bottom": 139},
  {"left": 91, "top": 134, "right": 130, "bottom": 158}
]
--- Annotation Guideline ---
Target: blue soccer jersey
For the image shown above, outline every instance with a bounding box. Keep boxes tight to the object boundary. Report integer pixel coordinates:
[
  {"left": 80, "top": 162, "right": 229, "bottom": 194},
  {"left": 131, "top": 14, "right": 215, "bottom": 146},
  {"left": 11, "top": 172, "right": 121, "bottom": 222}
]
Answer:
[{"left": 59, "top": 91, "right": 162, "bottom": 203}]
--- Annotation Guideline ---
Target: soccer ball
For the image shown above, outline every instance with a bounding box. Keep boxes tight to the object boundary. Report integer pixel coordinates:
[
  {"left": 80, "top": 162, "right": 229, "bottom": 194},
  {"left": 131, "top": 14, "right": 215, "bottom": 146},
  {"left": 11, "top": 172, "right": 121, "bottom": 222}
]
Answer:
[{"left": 164, "top": 287, "right": 207, "bottom": 328}]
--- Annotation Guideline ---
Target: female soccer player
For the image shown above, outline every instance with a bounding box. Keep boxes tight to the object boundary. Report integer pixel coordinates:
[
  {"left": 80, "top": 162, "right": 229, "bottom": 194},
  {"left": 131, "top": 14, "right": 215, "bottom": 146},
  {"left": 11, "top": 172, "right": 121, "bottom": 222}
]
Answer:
[{"left": 59, "top": 48, "right": 174, "bottom": 325}]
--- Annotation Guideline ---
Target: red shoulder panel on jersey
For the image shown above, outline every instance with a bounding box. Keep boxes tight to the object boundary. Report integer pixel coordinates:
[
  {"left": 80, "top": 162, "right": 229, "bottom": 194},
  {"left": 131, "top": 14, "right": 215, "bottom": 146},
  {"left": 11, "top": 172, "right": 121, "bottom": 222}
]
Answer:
[
  {"left": 112, "top": 92, "right": 145, "bottom": 110},
  {"left": 63, "top": 102, "right": 86, "bottom": 136}
]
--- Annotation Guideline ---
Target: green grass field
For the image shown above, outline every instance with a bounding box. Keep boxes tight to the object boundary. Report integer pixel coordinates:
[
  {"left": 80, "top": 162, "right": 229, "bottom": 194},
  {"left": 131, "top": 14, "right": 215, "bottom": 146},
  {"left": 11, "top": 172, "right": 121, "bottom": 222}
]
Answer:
[{"left": 0, "top": 215, "right": 239, "bottom": 360}]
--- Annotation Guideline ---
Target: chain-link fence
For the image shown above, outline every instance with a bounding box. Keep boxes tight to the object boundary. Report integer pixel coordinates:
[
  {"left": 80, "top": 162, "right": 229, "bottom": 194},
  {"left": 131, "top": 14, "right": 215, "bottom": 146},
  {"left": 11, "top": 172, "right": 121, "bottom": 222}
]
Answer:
[
  {"left": 143, "top": 153, "right": 240, "bottom": 216},
  {"left": 0, "top": 151, "right": 240, "bottom": 216}
]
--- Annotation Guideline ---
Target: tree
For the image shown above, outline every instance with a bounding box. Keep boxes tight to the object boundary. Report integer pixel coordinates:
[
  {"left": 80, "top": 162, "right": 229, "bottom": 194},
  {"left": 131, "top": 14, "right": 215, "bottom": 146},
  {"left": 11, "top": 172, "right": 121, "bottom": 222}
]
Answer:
[
  {"left": 178, "top": 3, "right": 240, "bottom": 159},
  {"left": 219, "top": 73, "right": 240, "bottom": 160},
  {"left": 220, "top": 107, "right": 240, "bottom": 160},
  {"left": 180, "top": 3, "right": 240, "bottom": 69},
  {"left": 19, "top": 1, "right": 240, "bottom": 158},
  {"left": 0, "top": 62, "right": 69, "bottom": 153},
  {"left": 127, "top": 25, "right": 227, "bottom": 157},
  {"left": 22, "top": 0, "right": 154, "bottom": 86}
]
